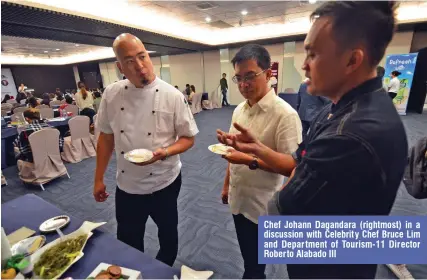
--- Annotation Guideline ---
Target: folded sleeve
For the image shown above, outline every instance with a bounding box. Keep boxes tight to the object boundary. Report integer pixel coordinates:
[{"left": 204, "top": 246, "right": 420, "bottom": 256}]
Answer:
[
  {"left": 277, "top": 134, "right": 373, "bottom": 215},
  {"left": 96, "top": 91, "right": 113, "bottom": 134},
  {"left": 174, "top": 93, "right": 199, "bottom": 137}
]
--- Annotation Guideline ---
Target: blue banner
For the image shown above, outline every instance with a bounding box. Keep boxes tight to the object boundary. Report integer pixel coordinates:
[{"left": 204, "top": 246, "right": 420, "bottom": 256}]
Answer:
[
  {"left": 383, "top": 53, "right": 418, "bottom": 115},
  {"left": 258, "top": 216, "right": 427, "bottom": 264}
]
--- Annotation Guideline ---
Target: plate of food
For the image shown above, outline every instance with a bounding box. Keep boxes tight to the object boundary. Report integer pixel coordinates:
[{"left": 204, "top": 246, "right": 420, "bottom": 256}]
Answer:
[
  {"left": 208, "top": 144, "right": 234, "bottom": 155},
  {"left": 124, "top": 149, "right": 153, "bottom": 163},
  {"left": 39, "top": 215, "right": 70, "bottom": 233},
  {"left": 11, "top": 235, "right": 46, "bottom": 257},
  {"left": 31, "top": 221, "right": 106, "bottom": 280},
  {"left": 87, "top": 263, "right": 142, "bottom": 279}
]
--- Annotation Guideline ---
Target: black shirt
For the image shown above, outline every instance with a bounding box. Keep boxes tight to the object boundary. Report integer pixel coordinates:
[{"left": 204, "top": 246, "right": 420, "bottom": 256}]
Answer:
[
  {"left": 220, "top": 78, "right": 228, "bottom": 90},
  {"left": 277, "top": 77, "right": 408, "bottom": 215}
]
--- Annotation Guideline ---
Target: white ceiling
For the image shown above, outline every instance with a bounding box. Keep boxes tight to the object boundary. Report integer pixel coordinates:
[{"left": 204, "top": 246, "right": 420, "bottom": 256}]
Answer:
[
  {"left": 8, "top": 0, "right": 427, "bottom": 45},
  {"left": 133, "top": 1, "right": 316, "bottom": 28},
  {"left": 1, "top": 36, "right": 110, "bottom": 58}
]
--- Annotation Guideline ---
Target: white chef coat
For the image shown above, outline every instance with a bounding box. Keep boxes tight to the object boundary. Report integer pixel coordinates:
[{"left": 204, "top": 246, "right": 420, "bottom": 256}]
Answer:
[
  {"left": 228, "top": 89, "right": 302, "bottom": 224},
  {"left": 388, "top": 77, "right": 400, "bottom": 93},
  {"left": 97, "top": 77, "right": 199, "bottom": 194}
]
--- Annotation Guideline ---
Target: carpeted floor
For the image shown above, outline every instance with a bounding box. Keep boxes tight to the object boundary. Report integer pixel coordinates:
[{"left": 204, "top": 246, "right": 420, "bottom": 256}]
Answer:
[{"left": 2, "top": 106, "right": 427, "bottom": 279}]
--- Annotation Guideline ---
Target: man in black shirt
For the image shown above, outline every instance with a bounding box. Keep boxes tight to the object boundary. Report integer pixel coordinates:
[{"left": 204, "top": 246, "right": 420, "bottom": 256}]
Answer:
[
  {"left": 217, "top": 1, "right": 408, "bottom": 279},
  {"left": 220, "top": 73, "right": 230, "bottom": 106}
]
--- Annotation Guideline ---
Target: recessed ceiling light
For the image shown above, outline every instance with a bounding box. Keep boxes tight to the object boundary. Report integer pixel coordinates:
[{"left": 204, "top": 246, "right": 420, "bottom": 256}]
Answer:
[
  {"left": 56, "top": 48, "right": 60, "bottom": 51},
  {"left": 308, "top": 0, "right": 317, "bottom": 3},
  {"left": 44, "top": 51, "right": 48, "bottom": 53},
  {"left": 205, "top": 17, "right": 211, "bottom": 22},
  {"left": 75, "top": 44, "right": 80, "bottom": 47},
  {"left": 241, "top": 10, "right": 248, "bottom": 16}
]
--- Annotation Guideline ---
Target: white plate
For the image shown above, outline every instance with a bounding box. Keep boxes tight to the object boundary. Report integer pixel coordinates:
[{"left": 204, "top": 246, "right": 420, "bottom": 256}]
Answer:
[
  {"left": 39, "top": 215, "right": 70, "bottom": 233},
  {"left": 208, "top": 144, "right": 234, "bottom": 155},
  {"left": 87, "top": 263, "right": 142, "bottom": 279},
  {"left": 11, "top": 235, "right": 46, "bottom": 257},
  {"left": 124, "top": 149, "right": 154, "bottom": 163}
]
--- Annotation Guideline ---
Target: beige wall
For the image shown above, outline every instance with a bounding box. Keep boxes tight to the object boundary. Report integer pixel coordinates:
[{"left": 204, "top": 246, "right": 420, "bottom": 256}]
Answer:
[
  {"left": 203, "top": 50, "right": 221, "bottom": 94},
  {"left": 99, "top": 61, "right": 121, "bottom": 87},
  {"left": 152, "top": 57, "right": 161, "bottom": 78},
  {"left": 170, "top": 53, "right": 203, "bottom": 93},
  {"left": 146, "top": 31, "right": 413, "bottom": 102},
  {"left": 379, "top": 31, "right": 414, "bottom": 66}
]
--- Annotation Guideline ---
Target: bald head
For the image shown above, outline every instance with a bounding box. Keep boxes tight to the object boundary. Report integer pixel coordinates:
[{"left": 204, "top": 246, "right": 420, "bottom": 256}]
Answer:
[
  {"left": 113, "top": 33, "right": 155, "bottom": 88},
  {"left": 113, "top": 33, "right": 145, "bottom": 58}
]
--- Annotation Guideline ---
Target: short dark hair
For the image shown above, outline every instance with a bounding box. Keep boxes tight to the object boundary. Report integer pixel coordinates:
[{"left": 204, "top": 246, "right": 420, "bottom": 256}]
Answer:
[
  {"left": 391, "top": 70, "right": 401, "bottom": 77},
  {"left": 65, "top": 95, "right": 73, "bottom": 104},
  {"left": 231, "top": 44, "right": 271, "bottom": 70},
  {"left": 24, "top": 108, "right": 40, "bottom": 120},
  {"left": 27, "top": 97, "right": 38, "bottom": 108},
  {"left": 376, "top": 66, "right": 385, "bottom": 78},
  {"left": 186, "top": 84, "right": 190, "bottom": 87},
  {"left": 222, "top": 73, "right": 226, "bottom": 76},
  {"left": 310, "top": 1, "right": 398, "bottom": 66},
  {"left": 94, "top": 91, "right": 101, "bottom": 98}
]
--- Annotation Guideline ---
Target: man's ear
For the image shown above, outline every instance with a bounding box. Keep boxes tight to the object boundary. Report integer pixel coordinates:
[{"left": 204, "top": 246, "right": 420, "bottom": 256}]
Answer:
[
  {"left": 345, "top": 49, "right": 364, "bottom": 74},
  {"left": 265, "top": 69, "right": 273, "bottom": 81},
  {"left": 116, "top": 61, "right": 123, "bottom": 74}
]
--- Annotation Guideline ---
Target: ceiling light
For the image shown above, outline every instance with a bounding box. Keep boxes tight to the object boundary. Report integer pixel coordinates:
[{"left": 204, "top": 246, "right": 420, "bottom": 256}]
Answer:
[
  {"left": 241, "top": 10, "right": 248, "bottom": 16},
  {"left": 205, "top": 17, "right": 211, "bottom": 23},
  {"left": 308, "top": 0, "right": 317, "bottom": 3},
  {"left": 56, "top": 48, "right": 60, "bottom": 51},
  {"left": 44, "top": 51, "right": 48, "bottom": 53}
]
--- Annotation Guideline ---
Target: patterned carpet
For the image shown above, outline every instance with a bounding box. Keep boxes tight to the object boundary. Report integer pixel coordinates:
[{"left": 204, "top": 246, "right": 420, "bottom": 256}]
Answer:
[{"left": 2, "top": 106, "right": 427, "bottom": 279}]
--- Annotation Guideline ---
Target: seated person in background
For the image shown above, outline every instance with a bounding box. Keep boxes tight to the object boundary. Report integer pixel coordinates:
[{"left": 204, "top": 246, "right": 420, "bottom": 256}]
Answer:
[
  {"left": 59, "top": 95, "right": 75, "bottom": 116},
  {"left": 27, "top": 97, "right": 39, "bottom": 108},
  {"left": 14, "top": 109, "right": 64, "bottom": 162},
  {"left": 54, "top": 88, "right": 64, "bottom": 101},
  {"left": 40, "top": 93, "right": 51, "bottom": 106},
  {"left": 188, "top": 85, "right": 196, "bottom": 104},
  {"left": 75, "top": 81, "right": 94, "bottom": 111},
  {"left": 16, "top": 91, "right": 27, "bottom": 104},
  {"left": 1, "top": 94, "right": 11, "bottom": 104},
  {"left": 93, "top": 91, "right": 102, "bottom": 112}
]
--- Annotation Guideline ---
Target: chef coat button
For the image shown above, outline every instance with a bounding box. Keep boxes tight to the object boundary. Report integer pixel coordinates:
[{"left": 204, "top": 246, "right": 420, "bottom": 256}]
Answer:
[
  {"left": 121, "top": 107, "right": 124, "bottom": 111},
  {"left": 125, "top": 86, "right": 128, "bottom": 89},
  {"left": 156, "top": 89, "right": 159, "bottom": 92},
  {"left": 150, "top": 173, "right": 153, "bottom": 176},
  {"left": 122, "top": 170, "right": 125, "bottom": 173},
  {"left": 152, "top": 111, "right": 155, "bottom": 114},
  {"left": 121, "top": 130, "right": 124, "bottom": 133},
  {"left": 121, "top": 151, "right": 124, "bottom": 154},
  {"left": 148, "top": 132, "right": 151, "bottom": 136}
]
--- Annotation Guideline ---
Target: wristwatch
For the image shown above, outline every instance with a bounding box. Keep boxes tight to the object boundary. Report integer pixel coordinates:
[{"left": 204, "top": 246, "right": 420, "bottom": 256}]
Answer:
[
  {"left": 249, "top": 156, "right": 259, "bottom": 170},
  {"left": 161, "top": 147, "right": 169, "bottom": 161}
]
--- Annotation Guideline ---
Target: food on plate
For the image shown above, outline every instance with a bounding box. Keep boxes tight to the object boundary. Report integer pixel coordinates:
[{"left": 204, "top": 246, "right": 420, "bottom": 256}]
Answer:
[
  {"left": 34, "top": 234, "right": 87, "bottom": 279},
  {"left": 125, "top": 149, "right": 153, "bottom": 163},
  {"left": 209, "top": 144, "right": 234, "bottom": 155},
  {"left": 107, "top": 265, "right": 122, "bottom": 279},
  {"left": 92, "top": 265, "right": 124, "bottom": 279},
  {"left": 28, "top": 236, "right": 45, "bottom": 255},
  {"left": 1, "top": 268, "right": 17, "bottom": 279}
]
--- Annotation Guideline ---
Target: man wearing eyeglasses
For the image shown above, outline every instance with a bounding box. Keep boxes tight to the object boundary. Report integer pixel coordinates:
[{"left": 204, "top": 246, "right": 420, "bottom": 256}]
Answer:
[{"left": 219, "top": 44, "right": 302, "bottom": 279}]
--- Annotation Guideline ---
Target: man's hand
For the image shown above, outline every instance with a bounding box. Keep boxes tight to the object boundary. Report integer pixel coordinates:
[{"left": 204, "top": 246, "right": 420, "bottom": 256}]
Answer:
[
  {"left": 132, "top": 148, "right": 167, "bottom": 166},
  {"left": 222, "top": 149, "right": 251, "bottom": 165},
  {"left": 94, "top": 180, "right": 109, "bottom": 202},
  {"left": 221, "top": 188, "right": 229, "bottom": 204},
  {"left": 217, "top": 123, "right": 261, "bottom": 154}
]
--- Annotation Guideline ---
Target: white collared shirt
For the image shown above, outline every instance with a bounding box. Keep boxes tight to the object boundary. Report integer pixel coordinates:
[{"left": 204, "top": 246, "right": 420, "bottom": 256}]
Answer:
[
  {"left": 97, "top": 77, "right": 199, "bottom": 194},
  {"left": 228, "top": 89, "right": 302, "bottom": 224},
  {"left": 388, "top": 77, "right": 400, "bottom": 93}
]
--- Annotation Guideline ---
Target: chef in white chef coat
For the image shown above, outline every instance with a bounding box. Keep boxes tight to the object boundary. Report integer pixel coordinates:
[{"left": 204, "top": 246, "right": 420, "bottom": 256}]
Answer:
[{"left": 94, "top": 33, "right": 198, "bottom": 266}]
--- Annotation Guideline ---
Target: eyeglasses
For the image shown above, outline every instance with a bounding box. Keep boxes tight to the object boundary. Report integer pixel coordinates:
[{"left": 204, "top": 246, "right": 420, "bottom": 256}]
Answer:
[{"left": 232, "top": 69, "right": 268, "bottom": 84}]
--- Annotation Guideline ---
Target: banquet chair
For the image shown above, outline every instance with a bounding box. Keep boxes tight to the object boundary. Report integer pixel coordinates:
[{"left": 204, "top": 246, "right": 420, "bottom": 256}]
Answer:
[
  {"left": 91, "top": 114, "right": 100, "bottom": 150},
  {"left": 64, "top": 104, "right": 79, "bottom": 117},
  {"left": 11, "top": 112, "right": 26, "bottom": 123},
  {"left": 1, "top": 110, "right": 9, "bottom": 117},
  {"left": 36, "top": 104, "right": 49, "bottom": 109},
  {"left": 17, "top": 129, "right": 69, "bottom": 191},
  {"left": 61, "top": 116, "right": 96, "bottom": 163},
  {"left": 39, "top": 107, "right": 54, "bottom": 119},
  {"left": 13, "top": 107, "right": 28, "bottom": 114},
  {"left": 1, "top": 103, "right": 13, "bottom": 110},
  {"left": 195, "top": 92, "right": 203, "bottom": 113},
  {"left": 6, "top": 99, "right": 17, "bottom": 104},
  {"left": 49, "top": 100, "right": 62, "bottom": 107}
]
